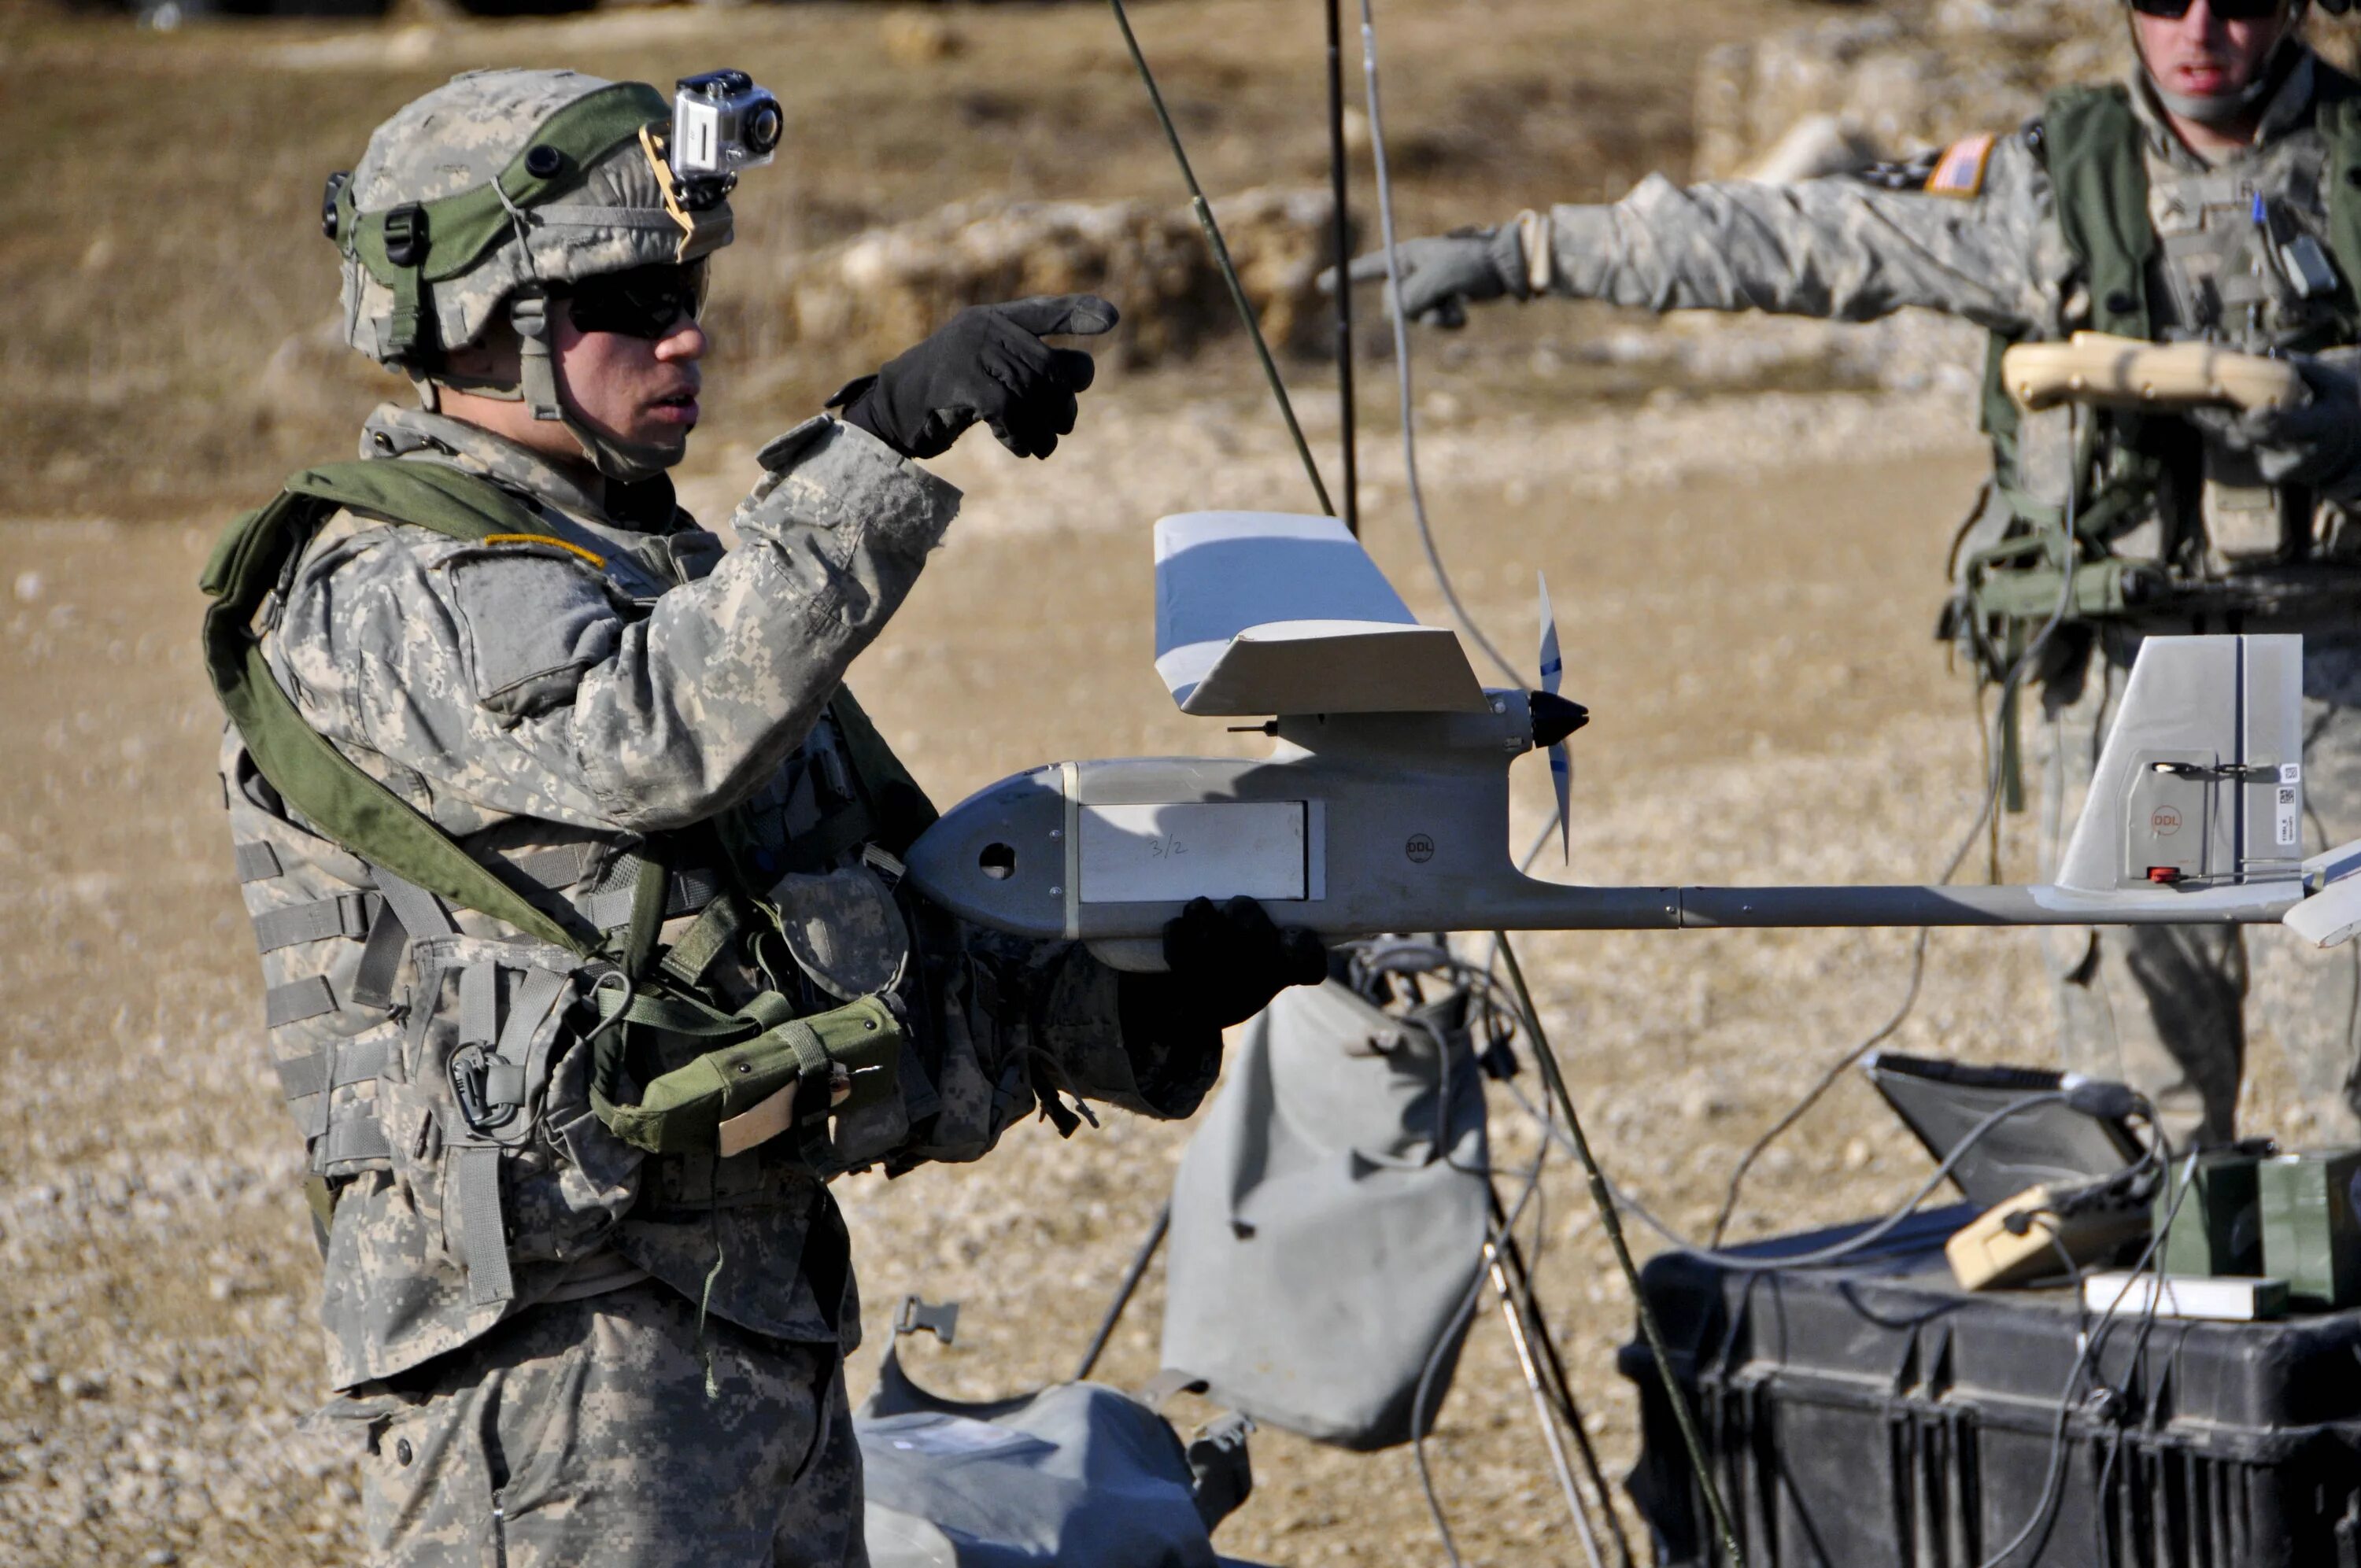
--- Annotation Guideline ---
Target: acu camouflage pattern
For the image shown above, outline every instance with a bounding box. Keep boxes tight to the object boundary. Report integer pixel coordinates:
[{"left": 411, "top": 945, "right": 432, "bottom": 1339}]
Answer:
[
  {"left": 1539, "top": 52, "right": 2361, "bottom": 516},
  {"left": 329, "top": 1279, "right": 866, "bottom": 1566},
  {"left": 1525, "top": 47, "right": 2361, "bottom": 1141},
  {"left": 341, "top": 68, "right": 726, "bottom": 367},
  {"left": 224, "top": 407, "right": 1180, "bottom": 1393}
]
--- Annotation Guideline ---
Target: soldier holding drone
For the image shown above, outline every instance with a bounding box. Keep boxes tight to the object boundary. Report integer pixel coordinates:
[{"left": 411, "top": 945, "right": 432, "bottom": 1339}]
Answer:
[{"left": 201, "top": 66, "right": 1324, "bottom": 1565}]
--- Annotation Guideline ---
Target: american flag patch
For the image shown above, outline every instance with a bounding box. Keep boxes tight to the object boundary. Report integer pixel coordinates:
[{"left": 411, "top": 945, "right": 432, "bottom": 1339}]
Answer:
[{"left": 1925, "top": 133, "right": 1997, "bottom": 198}]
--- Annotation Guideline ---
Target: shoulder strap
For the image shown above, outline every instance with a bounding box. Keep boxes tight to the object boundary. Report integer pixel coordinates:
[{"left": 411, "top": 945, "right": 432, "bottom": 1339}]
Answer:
[
  {"left": 199, "top": 460, "right": 596, "bottom": 957},
  {"left": 1982, "top": 89, "right": 2161, "bottom": 509},
  {"left": 287, "top": 457, "right": 552, "bottom": 540},
  {"left": 2044, "top": 84, "right": 2157, "bottom": 340}
]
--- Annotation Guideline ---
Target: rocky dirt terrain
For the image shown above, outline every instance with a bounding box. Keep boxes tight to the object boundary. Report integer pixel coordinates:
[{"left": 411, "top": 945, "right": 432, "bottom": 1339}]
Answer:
[{"left": 0, "top": 2, "right": 2341, "bottom": 1565}]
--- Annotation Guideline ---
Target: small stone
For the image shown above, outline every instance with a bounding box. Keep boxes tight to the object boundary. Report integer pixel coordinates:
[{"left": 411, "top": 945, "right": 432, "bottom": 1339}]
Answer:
[
  {"left": 1681, "top": 1087, "right": 1734, "bottom": 1122},
  {"left": 144, "top": 1550, "right": 178, "bottom": 1566},
  {"left": 1842, "top": 1137, "right": 1872, "bottom": 1171},
  {"left": 13, "top": 570, "right": 42, "bottom": 604},
  {"left": 23, "top": 1363, "right": 53, "bottom": 1389}
]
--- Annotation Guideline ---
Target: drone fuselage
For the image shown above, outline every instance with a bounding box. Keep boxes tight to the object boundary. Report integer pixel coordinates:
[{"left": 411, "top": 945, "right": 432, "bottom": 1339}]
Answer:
[{"left": 902, "top": 513, "right": 2348, "bottom": 968}]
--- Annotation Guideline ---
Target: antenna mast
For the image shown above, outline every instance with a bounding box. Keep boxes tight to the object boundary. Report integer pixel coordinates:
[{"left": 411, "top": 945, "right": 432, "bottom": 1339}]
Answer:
[{"left": 1326, "top": 0, "right": 1359, "bottom": 534}]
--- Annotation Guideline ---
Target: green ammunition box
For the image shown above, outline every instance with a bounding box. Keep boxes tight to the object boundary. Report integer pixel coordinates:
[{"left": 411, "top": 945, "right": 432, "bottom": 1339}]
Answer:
[
  {"left": 2259, "top": 1148, "right": 2361, "bottom": 1311},
  {"left": 2155, "top": 1152, "right": 2264, "bottom": 1278}
]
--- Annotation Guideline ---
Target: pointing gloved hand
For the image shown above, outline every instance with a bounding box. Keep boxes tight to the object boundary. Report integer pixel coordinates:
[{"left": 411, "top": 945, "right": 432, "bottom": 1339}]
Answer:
[
  {"left": 1319, "top": 227, "right": 1530, "bottom": 329},
  {"left": 2189, "top": 349, "right": 2361, "bottom": 503},
  {"left": 828, "top": 294, "right": 1120, "bottom": 460}
]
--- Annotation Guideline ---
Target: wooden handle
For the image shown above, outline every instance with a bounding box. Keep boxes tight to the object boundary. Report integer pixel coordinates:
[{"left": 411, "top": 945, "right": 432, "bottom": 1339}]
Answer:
[{"left": 2001, "top": 331, "right": 2304, "bottom": 413}]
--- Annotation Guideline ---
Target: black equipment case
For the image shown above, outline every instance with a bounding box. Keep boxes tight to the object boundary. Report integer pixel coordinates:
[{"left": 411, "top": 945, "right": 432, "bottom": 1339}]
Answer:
[{"left": 1620, "top": 1208, "right": 2361, "bottom": 1566}]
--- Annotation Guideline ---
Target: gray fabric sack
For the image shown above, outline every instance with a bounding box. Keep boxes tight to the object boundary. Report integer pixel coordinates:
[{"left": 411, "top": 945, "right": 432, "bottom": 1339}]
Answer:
[
  {"left": 857, "top": 1346, "right": 1255, "bottom": 1567},
  {"left": 1158, "top": 978, "right": 1490, "bottom": 1450}
]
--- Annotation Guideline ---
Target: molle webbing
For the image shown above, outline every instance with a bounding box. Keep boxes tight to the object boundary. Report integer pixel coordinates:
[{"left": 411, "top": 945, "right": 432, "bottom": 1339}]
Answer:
[
  {"left": 2320, "top": 69, "right": 2361, "bottom": 321},
  {"left": 334, "top": 82, "right": 672, "bottom": 360}
]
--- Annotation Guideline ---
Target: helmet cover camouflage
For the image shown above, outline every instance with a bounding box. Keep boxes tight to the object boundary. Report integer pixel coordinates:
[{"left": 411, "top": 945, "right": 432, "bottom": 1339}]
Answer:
[{"left": 337, "top": 67, "right": 732, "bottom": 369}]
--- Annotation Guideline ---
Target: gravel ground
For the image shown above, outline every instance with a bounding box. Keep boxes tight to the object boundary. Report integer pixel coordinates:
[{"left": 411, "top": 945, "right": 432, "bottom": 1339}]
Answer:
[{"left": 0, "top": 360, "right": 2322, "bottom": 1567}]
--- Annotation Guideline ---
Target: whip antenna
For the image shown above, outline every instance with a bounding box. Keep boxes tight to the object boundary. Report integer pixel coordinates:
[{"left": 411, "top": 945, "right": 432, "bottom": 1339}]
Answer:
[{"left": 1105, "top": 0, "right": 1335, "bottom": 517}]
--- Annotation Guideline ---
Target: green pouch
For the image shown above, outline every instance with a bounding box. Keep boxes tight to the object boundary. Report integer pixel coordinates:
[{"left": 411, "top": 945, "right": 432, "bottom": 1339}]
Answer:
[{"left": 594, "top": 992, "right": 903, "bottom": 1156}]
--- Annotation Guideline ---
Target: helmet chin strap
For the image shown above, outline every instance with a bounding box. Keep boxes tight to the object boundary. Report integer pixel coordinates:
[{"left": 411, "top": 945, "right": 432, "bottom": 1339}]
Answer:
[
  {"left": 422, "top": 293, "right": 685, "bottom": 485},
  {"left": 507, "top": 291, "right": 682, "bottom": 484},
  {"left": 2151, "top": 68, "right": 2280, "bottom": 124}
]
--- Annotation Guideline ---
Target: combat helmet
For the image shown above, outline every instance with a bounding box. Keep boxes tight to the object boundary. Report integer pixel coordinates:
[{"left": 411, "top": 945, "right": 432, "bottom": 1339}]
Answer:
[{"left": 328, "top": 68, "right": 737, "bottom": 481}]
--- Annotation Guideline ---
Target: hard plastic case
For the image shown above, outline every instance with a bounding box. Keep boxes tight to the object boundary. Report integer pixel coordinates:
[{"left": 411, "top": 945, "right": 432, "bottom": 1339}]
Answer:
[{"left": 1621, "top": 1207, "right": 2361, "bottom": 1566}]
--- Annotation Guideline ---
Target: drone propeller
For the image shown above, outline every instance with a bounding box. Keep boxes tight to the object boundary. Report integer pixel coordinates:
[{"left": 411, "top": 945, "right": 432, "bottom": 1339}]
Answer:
[{"left": 1532, "top": 573, "right": 1587, "bottom": 864}]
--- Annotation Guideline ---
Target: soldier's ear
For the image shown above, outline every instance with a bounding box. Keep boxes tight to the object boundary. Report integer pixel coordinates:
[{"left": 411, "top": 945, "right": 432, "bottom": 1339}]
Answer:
[{"left": 441, "top": 317, "right": 524, "bottom": 386}]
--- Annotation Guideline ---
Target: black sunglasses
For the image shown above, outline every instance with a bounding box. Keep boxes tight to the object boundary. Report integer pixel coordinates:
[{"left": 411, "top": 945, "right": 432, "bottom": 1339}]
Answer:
[
  {"left": 563, "top": 260, "right": 710, "bottom": 340},
  {"left": 2128, "top": 0, "right": 2289, "bottom": 20}
]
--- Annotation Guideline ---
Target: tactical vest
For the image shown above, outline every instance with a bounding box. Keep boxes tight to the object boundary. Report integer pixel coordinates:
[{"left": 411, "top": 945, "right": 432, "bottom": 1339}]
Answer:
[
  {"left": 1961, "top": 76, "right": 2361, "bottom": 802},
  {"left": 201, "top": 459, "right": 938, "bottom": 1325},
  {"left": 1975, "top": 77, "right": 2361, "bottom": 581}
]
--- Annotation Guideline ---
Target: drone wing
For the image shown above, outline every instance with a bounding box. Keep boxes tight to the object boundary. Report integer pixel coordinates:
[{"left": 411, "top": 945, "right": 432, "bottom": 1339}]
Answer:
[{"left": 1153, "top": 511, "right": 1488, "bottom": 716}]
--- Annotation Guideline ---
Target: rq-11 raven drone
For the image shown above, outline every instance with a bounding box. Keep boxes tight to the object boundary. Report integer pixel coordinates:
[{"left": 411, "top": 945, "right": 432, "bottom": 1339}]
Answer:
[{"left": 904, "top": 511, "right": 2361, "bottom": 969}]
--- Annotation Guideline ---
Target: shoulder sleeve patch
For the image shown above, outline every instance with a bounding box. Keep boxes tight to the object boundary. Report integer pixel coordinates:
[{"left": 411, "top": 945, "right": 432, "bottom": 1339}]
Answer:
[
  {"left": 442, "top": 552, "right": 623, "bottom": 725},
  {"left": 1925, "top": 133, "right": 1998, "bottom": 199}
]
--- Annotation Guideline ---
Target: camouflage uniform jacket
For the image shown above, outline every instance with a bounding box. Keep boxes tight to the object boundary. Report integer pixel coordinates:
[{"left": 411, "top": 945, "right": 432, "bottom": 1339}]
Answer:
[
  {"left": 223, "top": 404, "right": 1197, "bottom": 1389},
  {"left": 1542, "top": 50, "right": 2361, "bottom": 539},
  {"left": 1544, "top": 51, "right": 2351, "bottom": 344}
]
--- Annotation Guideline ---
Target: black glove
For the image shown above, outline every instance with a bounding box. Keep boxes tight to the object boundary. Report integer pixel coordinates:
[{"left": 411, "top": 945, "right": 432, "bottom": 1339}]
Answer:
[
  {"left": 2190, "top": 349, "right": 2361, "bottom": 503},
  {"left": 1150, "top": 895, "right": 1329, "bottom": 1031},
  {"left": 1319, "top": 227, "right": 1527, "bottom": 329},
  {"left": 1110, "top": 897, "right": 1328, "bottom": 1117},
  {"left": 828, "top": 294, "right": 1119, "bottom": 460}
]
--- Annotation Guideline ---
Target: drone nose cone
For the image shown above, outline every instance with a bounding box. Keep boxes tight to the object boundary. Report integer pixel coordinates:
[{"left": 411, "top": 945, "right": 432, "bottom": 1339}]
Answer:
[{"left": 1531, "top": 690, "right": 1589, "bottom": 748}]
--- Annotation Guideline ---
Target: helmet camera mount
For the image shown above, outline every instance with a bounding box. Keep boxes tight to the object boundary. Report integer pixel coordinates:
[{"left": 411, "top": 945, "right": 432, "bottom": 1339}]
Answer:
[{"left": 668, "top": 69, "right": 782, "bottom": 212}]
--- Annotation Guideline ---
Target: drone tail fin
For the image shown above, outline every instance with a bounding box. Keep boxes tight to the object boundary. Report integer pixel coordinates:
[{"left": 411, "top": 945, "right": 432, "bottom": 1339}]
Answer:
[{"left": 2053, "top": 634, "right": 2304, "bottom": 896}]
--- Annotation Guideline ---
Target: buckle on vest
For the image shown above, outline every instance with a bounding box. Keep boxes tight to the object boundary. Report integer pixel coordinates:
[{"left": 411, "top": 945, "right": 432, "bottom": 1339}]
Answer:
[{"left": 449, "top": 1042, "right": 519, "bottom": 1133}]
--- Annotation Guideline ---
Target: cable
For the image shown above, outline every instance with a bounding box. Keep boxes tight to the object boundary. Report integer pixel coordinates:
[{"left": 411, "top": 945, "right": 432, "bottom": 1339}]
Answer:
[
  {"left": 1073, "top": 1200, "right": 1169, "bottom": 1382},
  {"left": 1706, "top": 404, "right": 2093, "bottom": 1244},
  {"left": 1542, "top": 1087, "right": 2154, "bottom": 1273},
  {"left": 1324, "top": 0, "right": 1359, "bottom": 534},
  {"left": 1487, "top": 933, "right": 1747, "bottom": 1568},
  {"left": 1972, "top": 1148, "right": 2199, "bottom": 1568},
  {"left": 1354, "top": 0, "right": 1523, "bottom": 688},
  {"left": 1353, "top": 940, "right": 1628, "bottom": 1566},
  {"left": 1410, "top": 1123, "right": 1548, "bottom": 1568}
]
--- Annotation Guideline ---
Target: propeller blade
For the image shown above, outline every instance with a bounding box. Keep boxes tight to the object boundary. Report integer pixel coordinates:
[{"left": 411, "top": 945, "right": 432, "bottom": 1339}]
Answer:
[
  {"left": 1539, "top": 571, "right": 1569, "bottom": 863},
  {"left": 1538, "top": 572, "right": 1562, "bottom": 697},
  {"left": 1550, "top": 741, "right": 1572, "bottom": 865}
]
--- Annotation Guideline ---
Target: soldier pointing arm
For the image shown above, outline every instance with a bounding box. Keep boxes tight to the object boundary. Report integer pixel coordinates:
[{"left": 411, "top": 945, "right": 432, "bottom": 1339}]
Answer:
[
  {"left": 1339, "top": 1, "right": 2361, "bottom": 1149},
  {"left": 205, "top": 68, "right": 1321, "bottom": 1568}
]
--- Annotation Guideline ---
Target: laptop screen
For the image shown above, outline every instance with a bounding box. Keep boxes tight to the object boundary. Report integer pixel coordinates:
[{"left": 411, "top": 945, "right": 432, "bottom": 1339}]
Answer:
[{"left": 1864, "top": 1053, "right": 2145, "bottom": 1209}]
